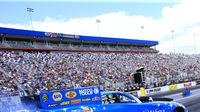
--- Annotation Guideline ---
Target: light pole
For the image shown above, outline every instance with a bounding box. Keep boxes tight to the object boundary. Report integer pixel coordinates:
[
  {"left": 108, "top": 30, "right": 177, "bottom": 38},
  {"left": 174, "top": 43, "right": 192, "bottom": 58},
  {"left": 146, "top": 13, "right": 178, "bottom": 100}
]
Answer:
[
  {"left": 194, "top": 33, "right": 197, "bottom": 54},
  {"left": 27, "top": 8, "right": 34, "bottom": 30},
  {"left": 96, "top": 19, "right": 101, "bottom": 36},
  {"left": 171, "top": 30, "right": 175, "bottom": 54},
  {"left": 141, "top": 26, "right": 144, "bottom": 40}
]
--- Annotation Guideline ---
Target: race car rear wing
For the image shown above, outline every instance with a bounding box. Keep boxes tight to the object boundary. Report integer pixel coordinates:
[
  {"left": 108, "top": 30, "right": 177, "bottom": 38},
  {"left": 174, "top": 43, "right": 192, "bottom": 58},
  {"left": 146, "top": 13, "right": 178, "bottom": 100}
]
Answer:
[{"left": 39, "top": 86, "right": 102, "bottom": 109}]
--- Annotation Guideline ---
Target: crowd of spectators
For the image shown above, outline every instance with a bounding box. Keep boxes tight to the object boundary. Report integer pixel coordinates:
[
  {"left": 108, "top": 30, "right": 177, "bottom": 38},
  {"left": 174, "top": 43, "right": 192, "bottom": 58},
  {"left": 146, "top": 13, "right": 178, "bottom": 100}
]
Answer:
[
  {"left": 0, "top": 71, "right": 18, "bottom": 97},
  {"left": 0, "top": 51, "right": 200, "bottom": 96}
]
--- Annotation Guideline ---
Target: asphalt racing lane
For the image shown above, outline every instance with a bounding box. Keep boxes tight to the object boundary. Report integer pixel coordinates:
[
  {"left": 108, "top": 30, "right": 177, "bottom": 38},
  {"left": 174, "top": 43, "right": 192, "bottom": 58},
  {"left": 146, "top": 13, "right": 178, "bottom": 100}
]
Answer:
[
  {"left": 175, "top": 93, "right": 200, "bottom": 112},
  {"left": 167, "top": 89, "right": 200, "bottom": 100}
]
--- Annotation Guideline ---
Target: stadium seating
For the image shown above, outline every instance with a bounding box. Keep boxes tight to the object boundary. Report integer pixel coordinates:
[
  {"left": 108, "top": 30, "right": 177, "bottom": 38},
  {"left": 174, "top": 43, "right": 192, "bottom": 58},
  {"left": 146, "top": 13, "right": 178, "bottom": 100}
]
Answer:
[{"left": 0, "top": 51, "right": 200, "bottom": 96}]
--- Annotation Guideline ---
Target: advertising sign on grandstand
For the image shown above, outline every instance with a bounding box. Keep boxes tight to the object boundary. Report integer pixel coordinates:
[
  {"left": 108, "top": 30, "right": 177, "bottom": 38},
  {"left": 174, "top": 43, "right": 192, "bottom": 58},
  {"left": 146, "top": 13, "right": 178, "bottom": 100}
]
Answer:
[
  {"left": 44, "top": 32, "right": 79, "bottom": 39},
  {"left": 197, "top": 80, "right": 200, "bottom": 85},
  {"left": 183, "top": 82, "right": 192, "bottom": 88},
  {"left": 169, "top": 84, "right": 178, "bottom": 91},
  {"left": 145, "top": 87, "right": 161, "bottom": 94},
  {"left": 63, "top": 34, "right": 79, "bottom": 39},
  {"left": 39, "top": 86, "right": 102, "bottom": 109}
]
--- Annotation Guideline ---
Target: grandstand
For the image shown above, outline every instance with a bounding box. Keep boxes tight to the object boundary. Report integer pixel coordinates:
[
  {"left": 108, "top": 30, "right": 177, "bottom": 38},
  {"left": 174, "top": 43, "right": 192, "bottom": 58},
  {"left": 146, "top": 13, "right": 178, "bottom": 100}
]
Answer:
[
  {"left": 1, "top": 27, "right": 200, "bottom": 99},
  {"left": 0, "top": 27, "right": 159, "bottom": 97},
  {"left": 0, "top": 27, "right": 159, "bottom": 53}
]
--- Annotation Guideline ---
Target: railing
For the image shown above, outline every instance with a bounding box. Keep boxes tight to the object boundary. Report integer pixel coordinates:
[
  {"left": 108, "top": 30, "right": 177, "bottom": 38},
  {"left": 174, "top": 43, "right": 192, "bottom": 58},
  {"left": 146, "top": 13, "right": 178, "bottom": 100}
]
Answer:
[{"left": 0, "top": 47, "right": 159, "bottom": 53}]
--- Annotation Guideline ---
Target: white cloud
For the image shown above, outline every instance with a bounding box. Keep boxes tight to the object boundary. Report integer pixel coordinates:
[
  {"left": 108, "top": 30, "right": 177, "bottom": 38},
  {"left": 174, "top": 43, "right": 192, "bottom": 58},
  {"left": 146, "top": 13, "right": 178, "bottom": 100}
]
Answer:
[
  {"left": 1, "top": 0, "right": 200, "bottom": 54},
  {"left": 0, "top": 23, "right": 28, "bottom": 30}
]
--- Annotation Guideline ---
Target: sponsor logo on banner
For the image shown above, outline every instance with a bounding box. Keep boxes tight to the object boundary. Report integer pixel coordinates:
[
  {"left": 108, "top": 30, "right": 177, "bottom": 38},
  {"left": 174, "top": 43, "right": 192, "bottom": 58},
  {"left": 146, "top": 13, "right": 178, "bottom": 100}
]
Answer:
[
  {"left": 82, "top": 98, "right": 91, "bottom": 102},
  {"left": 74, "top": 35, "right": 80, "bottom": 39},
  {"left": 71, "top": 99, "right": 81, "bottom": 104},
  {"left": 63, "top": 34, "right": 79, "bottom": 39},
  {"left": 93, "top": 87, "right": 100, "bottom": 94},
  {"left": 45, "top": 32, "right": 60, "bottom": 38},
  {"left": 183, "top": 82, "right": 192, "bottom": 87},
  {"left": 48, "top": 103, "right": 58, "bottom": 107},
  {"left": 92, "top": 97, "right": 101, "bottom": 101},
  {"left": 79, "top": 89, "right": 93, "bottom": 96},
  {"left": 44, "top": 32, "right": 51, "bottom": 37},
  {"left": 45, "top": 32, "right": 79, "bottom": 39},
  {"left": 60, "top": 101, "right": 70, "bottom": 106},
  {"left": 52, "top": 92, "right": 62, "bottom": 102},
  {"left": 65, "top": 91, "right": 77, "bottom": 98},
  {"left": 42, "top": 94, "right": 48, "bottom": 102},
  {"left": 169, "top": 84, "right": 177, "bottom": 91},
  {"left": 146, "top": 88, "right": 161, "bottom": 94}
]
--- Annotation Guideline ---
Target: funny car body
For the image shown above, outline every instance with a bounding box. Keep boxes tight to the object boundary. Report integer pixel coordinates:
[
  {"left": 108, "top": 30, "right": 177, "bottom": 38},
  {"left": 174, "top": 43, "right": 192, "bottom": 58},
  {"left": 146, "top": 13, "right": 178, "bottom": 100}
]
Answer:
[{"left": 17, "top": 86, "right": 188, "bottom": 112}]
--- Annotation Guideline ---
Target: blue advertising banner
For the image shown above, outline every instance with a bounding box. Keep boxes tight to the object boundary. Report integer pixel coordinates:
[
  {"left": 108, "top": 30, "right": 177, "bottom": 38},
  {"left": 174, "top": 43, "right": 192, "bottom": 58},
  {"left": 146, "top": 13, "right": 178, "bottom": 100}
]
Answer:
[
  {"left": 39, "top": 86, "right": 102, "bottom": 109},
  {"left": 0, "top": 27, "right": 158, "bottom": 46},
  {"left": 44, "top": 32, "right": 79, "bottom": 39}
]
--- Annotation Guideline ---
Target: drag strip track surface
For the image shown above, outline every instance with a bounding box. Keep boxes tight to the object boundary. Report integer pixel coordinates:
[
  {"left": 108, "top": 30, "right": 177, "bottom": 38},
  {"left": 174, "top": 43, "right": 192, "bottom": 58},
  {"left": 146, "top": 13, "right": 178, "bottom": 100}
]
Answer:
[
  {"left": 167, "top": 89, "right": 200, "bottom": 112},
  {"left": 149, "top": 87, "right": 200, "bottom": 112},
  {"left": 167, "top": 89, "right": 200, "bottom": 100},
  {"left": 175, "top": 94, "right": 200, "bottom": 112}
]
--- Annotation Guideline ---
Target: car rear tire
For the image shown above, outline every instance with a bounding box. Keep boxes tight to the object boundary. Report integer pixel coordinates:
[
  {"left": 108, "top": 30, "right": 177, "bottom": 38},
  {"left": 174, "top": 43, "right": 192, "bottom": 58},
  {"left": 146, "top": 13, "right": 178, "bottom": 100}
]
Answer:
[{"left": 174, "top": 107, "right": 185, "bottom": 112}]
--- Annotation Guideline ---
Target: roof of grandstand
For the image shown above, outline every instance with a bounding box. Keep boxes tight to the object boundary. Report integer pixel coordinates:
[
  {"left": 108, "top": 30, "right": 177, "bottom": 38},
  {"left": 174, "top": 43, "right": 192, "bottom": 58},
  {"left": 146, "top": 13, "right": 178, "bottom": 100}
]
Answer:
[{"left": 0, "top": 27, "right": 158, "bottom": 46}]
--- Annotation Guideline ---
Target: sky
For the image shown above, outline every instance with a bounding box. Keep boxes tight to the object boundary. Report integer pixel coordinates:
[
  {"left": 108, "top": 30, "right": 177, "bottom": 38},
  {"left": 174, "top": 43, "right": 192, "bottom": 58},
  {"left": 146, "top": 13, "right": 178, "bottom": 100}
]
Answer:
[{"left": 0, "top": 0, "right": 199, "bottom": 54}]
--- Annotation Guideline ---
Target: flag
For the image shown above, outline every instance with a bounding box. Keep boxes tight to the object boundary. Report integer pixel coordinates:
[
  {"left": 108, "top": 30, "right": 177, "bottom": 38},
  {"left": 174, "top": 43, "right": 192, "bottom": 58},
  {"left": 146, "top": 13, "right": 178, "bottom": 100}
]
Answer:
[
  {"left": 96, "top": 19, "right": 100, "bottom": 23},
  {"left": 27, "top": 8, "right": 34, "bottom": 12}
]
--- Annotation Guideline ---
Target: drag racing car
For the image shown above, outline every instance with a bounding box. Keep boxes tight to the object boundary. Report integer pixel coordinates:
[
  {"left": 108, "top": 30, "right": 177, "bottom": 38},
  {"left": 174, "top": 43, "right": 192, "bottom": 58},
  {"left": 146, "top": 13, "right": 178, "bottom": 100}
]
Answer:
[{"left": 15, "top": 86, "right": 188, "bottom": 112}]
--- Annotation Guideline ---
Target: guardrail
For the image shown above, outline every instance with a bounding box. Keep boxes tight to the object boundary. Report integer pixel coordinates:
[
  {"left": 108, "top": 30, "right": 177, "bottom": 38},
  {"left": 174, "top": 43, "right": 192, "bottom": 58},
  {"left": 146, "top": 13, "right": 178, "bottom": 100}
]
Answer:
[{"left": 128, "top": 81, "right": 198, "bottom": 97}]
